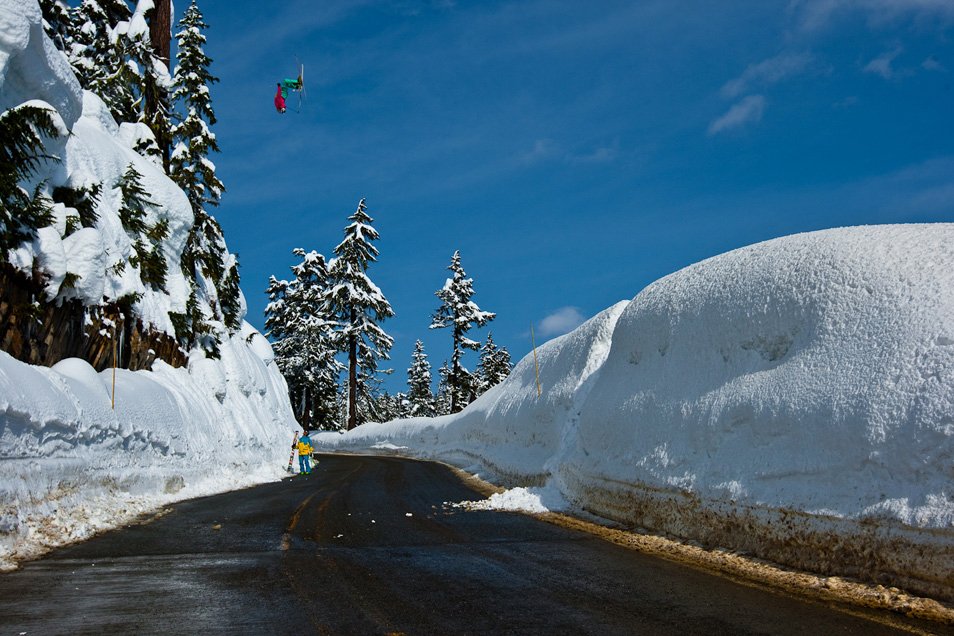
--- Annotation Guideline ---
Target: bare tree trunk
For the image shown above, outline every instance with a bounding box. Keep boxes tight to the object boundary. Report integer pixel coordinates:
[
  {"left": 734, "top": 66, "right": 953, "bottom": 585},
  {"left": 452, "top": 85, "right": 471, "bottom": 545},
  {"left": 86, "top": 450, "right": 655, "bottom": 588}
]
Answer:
[
  {"left": 450, "top": 326, "right": 461, "bottom": 413},
  {"left": 347, "top": 309, "right": 358, "bottom": 430},
  {"left": 147, "top": 0, "right": 172, "bottom": 171}
]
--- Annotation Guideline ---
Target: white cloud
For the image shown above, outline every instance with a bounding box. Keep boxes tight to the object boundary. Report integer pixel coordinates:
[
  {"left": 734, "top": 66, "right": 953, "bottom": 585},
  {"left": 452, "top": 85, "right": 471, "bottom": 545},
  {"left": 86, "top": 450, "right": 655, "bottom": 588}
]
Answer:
[
  {"left": 922, "top": 55, "right": 946, "bottom": 72},
  {"left": 721, "top": 53, "right": 813, "bottom": 98},
  {"left": 569, "top": 141, "right": 620, "bottom": 165},
  {"left": 538, "top": 306, "right": 586, "bottom": 337},
  {"left": 863, "top": 46, "right": 903, "bottom": 79},
  {"left": 790, "top": 0, "right": 954, "bottom": 32},
  {"left": 520, "top": 139, "right": 562, "bottom": 165},
  {"left": 520, "top": 139, "right": 620, "bottom": 166},
  {"left": 708, "top": 95, "right": 766, "bottom": 135}
]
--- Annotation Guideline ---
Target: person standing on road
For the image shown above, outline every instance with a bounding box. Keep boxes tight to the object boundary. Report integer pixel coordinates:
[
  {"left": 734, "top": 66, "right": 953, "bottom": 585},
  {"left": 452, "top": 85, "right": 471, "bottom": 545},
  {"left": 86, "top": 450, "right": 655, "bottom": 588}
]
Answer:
[{"left": 295, "top": 430, "right": 313, "bottom": 475}]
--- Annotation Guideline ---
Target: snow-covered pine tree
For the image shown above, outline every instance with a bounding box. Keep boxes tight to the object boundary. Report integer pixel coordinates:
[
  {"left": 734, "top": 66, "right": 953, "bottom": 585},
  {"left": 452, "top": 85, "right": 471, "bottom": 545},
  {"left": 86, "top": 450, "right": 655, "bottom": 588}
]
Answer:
[
  {"left": 170, "top": 0, "right": 223, "bottom": 211},
  {"left": 130, "top": 0, "right": 173, "bottom": 170},
  {"left": 324, "top": 199, "right": 394, "bottom": 430},
  {"left": 406, "top": 339, "right": 436, "bottom": 417},
  {"left": 68, "top": 0, "right": 138, "bottom": 124},
  {"left": 146, "top": 0, "right": 173, "bottom": 167},
  {"left": 0, "top": 105, "right": 57, "bottom": 254},
  {"left": 177, "top": 210, "right": 240, "bottom": 353},
  {"left": 287, "top": 248, "right": 341, "bottom": 428},
  {"left": 114, "top": 163, "right": 170, "bottom": 292},
  {"left": 265, "top": 250, "right": 342, "bottom": 429},
  {"left": 434, "top": 360, "right": 451, "bottom": 416},
  {"left": 168, "top": 0, "right": 240, "bottom": 345},
  {"left": 39, "top": 0, "right": 73, "bottom": 53},
  {"left": 369, "top": 390, "right": 408, "bottom": 423},
  {"left": 475, "top": 333, "right": 512, "bottom": 396},
  {"left": 430, "top": 250, "right": 495, "bottom": 413}
]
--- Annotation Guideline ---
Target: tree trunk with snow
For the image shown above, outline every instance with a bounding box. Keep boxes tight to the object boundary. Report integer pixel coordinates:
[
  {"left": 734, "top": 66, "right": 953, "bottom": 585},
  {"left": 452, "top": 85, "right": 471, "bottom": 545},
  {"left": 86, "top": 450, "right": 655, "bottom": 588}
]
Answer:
[
  {"left": 147, "top": 0, "right": 172, "bottom": 170},
  {"left": 348, "top": 308, "right": 358, "bottom": 430}
]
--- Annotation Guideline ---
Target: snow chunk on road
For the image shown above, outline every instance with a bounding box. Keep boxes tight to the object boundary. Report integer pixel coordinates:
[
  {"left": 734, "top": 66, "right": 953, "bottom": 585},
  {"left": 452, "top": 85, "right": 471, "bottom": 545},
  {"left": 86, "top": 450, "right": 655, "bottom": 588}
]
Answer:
[{"left": 453, "top": 484, "right": 569, "bottom": 514}]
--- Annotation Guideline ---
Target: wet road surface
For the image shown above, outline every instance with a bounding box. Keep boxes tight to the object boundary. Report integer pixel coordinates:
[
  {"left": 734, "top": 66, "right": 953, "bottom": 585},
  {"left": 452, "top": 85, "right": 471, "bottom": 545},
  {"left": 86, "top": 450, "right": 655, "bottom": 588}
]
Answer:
[{"left": 0, "top": 454, "right": 944, "bottom": 635}]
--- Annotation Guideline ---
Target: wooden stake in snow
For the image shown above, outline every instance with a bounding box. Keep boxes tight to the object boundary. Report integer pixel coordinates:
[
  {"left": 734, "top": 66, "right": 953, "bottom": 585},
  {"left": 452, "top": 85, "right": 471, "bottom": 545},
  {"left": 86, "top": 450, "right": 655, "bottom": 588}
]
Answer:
[
  {"left": 530, "top": 324, "right": 542, "bottom": 398},
  {"left": 111, "top": 317, "right": 117, "bottom": 410}
]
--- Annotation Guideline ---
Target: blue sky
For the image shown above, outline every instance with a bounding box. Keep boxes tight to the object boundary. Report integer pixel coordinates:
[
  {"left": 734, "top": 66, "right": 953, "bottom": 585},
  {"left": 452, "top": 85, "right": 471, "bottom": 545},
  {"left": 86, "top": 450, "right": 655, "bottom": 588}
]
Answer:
[{"left": 195, "top": 0, "right": 954, "bottom": 393}]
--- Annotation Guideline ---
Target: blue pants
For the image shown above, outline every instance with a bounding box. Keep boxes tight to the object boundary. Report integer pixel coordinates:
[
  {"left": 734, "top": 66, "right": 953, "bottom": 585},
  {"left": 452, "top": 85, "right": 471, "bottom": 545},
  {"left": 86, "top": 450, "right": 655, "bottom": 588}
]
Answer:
[{"left": 298, "top": 453, "right": 311, "bottom": 474}]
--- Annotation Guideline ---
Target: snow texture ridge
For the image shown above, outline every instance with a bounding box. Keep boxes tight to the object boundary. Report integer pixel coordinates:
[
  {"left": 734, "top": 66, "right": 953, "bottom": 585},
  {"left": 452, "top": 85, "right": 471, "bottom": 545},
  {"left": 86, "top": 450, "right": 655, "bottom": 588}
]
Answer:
[{"left": 320, "top": 224, "right": 954, "bottom": 602}]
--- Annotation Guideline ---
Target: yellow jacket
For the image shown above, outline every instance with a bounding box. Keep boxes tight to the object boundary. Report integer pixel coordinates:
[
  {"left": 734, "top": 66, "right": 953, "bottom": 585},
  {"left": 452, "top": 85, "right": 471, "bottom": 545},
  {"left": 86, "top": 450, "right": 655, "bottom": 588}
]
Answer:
[{"left": 296, "top": 438, "right": 313, "bottom": 455}]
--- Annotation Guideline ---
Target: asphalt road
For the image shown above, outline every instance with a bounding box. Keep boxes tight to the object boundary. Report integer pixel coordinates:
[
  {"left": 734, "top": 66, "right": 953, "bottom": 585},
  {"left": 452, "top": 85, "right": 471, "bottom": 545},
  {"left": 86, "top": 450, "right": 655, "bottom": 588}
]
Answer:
[{"left": 0, "top": 454, "right": 944, "bottom": 635}]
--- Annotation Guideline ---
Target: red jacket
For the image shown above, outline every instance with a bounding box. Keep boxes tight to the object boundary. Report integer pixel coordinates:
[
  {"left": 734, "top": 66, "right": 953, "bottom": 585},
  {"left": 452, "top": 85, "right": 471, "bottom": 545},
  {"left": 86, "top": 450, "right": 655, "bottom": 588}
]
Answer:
[{"left": 274, "top": 85, "right": 286, "bottom": 111}]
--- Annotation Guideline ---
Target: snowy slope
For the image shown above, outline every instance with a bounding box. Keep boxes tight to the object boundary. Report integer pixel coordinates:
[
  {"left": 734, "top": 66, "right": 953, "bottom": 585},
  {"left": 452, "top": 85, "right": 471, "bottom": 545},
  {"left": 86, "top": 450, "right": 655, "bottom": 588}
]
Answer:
[
  {"left": 0, "top": 1, "right": 296, "bottom": 568},
  {"left": 320, "top": 225, "right": 954, "bottom": 602}
]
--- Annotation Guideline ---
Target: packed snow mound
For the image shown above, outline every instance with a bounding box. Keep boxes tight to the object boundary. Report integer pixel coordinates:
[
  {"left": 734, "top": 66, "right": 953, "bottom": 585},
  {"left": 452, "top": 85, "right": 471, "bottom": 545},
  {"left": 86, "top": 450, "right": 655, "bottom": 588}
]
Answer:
[
  {"left": 0, "top": 0, "right": 82, "bottom": 126},
  {"left": 320, "top": 224, "right": 954, "bottom": 600},
  {"left": 578, "top": 223, "right": 954, "bottom": 527}
]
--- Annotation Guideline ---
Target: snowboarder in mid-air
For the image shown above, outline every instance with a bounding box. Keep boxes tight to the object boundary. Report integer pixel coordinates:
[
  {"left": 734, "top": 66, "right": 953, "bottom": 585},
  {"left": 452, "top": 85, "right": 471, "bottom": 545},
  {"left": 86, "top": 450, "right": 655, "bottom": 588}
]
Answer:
[
  {"left": 294, "top": 430, "right": 313, "bottom": 474},
  {"left": 274, "top": 72, "right": 303, "bottom": 114}
]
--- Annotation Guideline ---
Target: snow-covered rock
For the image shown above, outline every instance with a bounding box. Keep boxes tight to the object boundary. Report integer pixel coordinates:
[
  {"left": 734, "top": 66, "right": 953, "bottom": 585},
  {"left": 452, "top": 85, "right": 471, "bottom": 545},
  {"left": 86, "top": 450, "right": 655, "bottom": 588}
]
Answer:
[{"left": 320, "top": 224, "right": 954, "bottom": 602}]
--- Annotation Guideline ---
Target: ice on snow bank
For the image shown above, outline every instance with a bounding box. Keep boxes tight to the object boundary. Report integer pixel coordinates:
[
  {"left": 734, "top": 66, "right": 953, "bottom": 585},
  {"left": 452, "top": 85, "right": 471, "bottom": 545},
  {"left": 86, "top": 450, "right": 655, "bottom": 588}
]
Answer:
[{"left": 319, "top": 224, "right": 954, "bottom": 602}]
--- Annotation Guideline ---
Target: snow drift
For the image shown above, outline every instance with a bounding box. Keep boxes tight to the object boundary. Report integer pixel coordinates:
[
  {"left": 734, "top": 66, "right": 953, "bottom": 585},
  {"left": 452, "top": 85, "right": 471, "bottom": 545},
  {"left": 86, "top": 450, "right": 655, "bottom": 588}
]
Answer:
[
  {"left": 0, "top": 1, "right": 296, "bottom": 568},
  {"left": 320, "top": 224, "right": 954, "bottom": 602}
]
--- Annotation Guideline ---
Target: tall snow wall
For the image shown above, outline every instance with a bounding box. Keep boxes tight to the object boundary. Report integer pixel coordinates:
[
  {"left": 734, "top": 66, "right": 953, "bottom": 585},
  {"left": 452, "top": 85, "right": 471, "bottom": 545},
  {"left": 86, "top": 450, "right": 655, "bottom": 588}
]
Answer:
[{"left": 321, "top": 224, "right": 954, "bottom": 603}]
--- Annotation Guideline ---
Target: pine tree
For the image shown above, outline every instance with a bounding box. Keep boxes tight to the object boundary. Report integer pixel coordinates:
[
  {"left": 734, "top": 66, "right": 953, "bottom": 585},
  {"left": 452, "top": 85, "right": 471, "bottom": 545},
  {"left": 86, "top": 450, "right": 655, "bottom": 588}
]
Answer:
[
  {"left": 114, "top": 163, "right": 170, "bottom": 292},
  {"left": 147, "top": 0, "right": 173, "bottom": 167},
  {"left": 324, "top": 199, "right": 394, "bottom": 430},
  {"left": 369, "top": 390, "right": 409, "bottom": 423},
  {"left": 39, "top": 0, "right": 73, "bottom": 53},
  {"left": 406, "top": 339, "right": 436, "bottom": 417},
  {"left": 430, "top": 250, "right": 495, "bottom": 413},
  {"left": 69, "top": 0, "right": 138, "bottom": 123},
  {"left": 0, "top": 105, "right": 58, "bottom": 254},
  {"left": 476, "top": 333, "right": 511, "bottom": 396},
  {"left": 115, "top": 162, "right": 152, "bottom": 236},
  {"left": 170, "top": 0, "right": 223, "bottom": 211},
  {"left": 265, "top": 250, "right": 341, "bottom": 429},
  {"left": 125, "top": 0, "right": 173, "bottom": 169},
  {"left": 180, "top": 211, "right": 241, "bottom": 339},
  {"left": 434, "top": 360, "right": 452, "bottom": 416},
  {"left": 169, "top": 0, "right": 238, "bottom": 342}
]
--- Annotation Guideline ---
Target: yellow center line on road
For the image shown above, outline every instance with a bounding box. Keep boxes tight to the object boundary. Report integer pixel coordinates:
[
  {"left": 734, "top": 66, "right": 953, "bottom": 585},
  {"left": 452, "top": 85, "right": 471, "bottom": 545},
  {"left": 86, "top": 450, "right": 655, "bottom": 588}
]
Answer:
[{"left": 281, "top": 492, "right": 317, "bottom": 551}]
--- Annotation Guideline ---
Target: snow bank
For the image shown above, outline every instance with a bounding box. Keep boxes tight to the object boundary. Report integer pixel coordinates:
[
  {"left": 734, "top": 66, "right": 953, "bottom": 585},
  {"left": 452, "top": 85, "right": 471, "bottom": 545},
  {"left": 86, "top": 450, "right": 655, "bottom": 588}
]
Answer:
[
  {"left": 0, "top": 323, "right": 295, "bottom": 569},
  {"left": 319, "top": 225, "right": 954, "bottom": 602}
]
